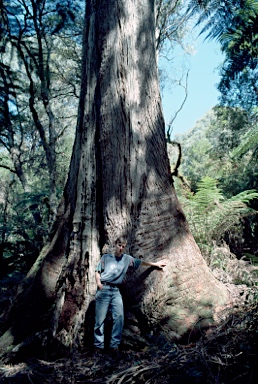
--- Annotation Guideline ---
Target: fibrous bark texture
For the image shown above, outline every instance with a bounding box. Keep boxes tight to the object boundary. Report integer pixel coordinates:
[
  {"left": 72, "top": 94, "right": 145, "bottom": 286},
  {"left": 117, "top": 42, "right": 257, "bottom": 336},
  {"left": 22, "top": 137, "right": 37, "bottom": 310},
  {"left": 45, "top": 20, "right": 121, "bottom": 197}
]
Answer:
[
  {"left": 0, "top": 0, "right": 230, "bottom": 356},
  {"left": 52, "top": 0, "right": 229, "bottom": 344}
]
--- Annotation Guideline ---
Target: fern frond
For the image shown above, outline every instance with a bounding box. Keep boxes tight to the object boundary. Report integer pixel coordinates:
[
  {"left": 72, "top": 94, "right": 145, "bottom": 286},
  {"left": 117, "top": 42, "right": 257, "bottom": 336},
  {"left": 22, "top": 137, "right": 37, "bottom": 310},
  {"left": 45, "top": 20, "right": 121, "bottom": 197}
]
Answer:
[
  {"left": 230, "top": 189, "right": 258, "bottom": 203},
  {"left": 243, "top": 253, "right": 258, "bottom": 265},
  {"left": 231, "top": 124, "right": 258, "bottom": 157},
  {"left": 207, "top": 200, "right": 256, "bottom": 241},
  {"left": 179, "top": 176, "right": 258, "bottom": 246},
  {"left": 191, "top": 176, "right": 224, "bottom": 211}
]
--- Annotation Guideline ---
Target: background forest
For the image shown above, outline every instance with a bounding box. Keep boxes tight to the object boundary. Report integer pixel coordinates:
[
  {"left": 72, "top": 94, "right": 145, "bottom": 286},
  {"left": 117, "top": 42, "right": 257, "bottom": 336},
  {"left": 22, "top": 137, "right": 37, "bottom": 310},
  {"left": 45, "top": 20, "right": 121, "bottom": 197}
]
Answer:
[
  {"left": 0, "top": 0, "right": 258, "bottom": 383},
  {"left": 1, "top": 0, "right": 257, "bottom": 296}
]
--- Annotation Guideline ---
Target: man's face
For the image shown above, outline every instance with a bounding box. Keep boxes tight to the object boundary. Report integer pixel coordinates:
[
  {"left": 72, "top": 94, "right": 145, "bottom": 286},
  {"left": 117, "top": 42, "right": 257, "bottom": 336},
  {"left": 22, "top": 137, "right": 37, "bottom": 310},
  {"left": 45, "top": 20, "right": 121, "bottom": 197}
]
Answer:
[{"left": 114, "top": 242, "right": 126, "bottom": 257}]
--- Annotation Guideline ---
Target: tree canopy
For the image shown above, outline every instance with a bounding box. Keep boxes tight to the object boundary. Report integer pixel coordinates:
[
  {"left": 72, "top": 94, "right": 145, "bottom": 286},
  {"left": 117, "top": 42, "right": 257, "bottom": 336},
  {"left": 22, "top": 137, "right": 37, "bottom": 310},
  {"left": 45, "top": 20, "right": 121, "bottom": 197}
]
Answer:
[
  {"left": 187, "top": 0, "right": 258, "bottom": 109},
  {"left": 0, "top": 1, "right": 258, "bottom": 383}
]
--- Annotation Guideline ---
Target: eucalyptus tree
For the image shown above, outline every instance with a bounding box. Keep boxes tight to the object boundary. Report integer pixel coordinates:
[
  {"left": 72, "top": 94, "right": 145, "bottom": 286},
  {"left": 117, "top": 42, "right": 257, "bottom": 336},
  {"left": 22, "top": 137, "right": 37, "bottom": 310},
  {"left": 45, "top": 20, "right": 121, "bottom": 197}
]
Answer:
[
  {"left": 0, "top": 0, "right": 231, "bottom": 359},
  {"left": 156, "top": 0, "right": 195, "bottom": 137},
  {"left": 155, "top": 0, "right": 191, "bottom": 53},
  {"left": 0, "top": 0, "right": 83, "bottom": 221},
  {"left": 0, "top": 0, "right": 195, "bottom": 274},
  {"left": 0, "top": 0, "right": 83, "bottom": 270}
]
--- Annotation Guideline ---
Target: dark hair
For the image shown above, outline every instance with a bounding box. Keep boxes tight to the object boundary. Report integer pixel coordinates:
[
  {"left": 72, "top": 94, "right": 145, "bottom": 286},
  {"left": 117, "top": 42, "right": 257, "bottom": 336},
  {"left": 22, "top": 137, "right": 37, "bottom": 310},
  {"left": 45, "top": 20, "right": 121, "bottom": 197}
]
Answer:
[{"left": 115, "top": 236, "right": 127, "bottom": 244}]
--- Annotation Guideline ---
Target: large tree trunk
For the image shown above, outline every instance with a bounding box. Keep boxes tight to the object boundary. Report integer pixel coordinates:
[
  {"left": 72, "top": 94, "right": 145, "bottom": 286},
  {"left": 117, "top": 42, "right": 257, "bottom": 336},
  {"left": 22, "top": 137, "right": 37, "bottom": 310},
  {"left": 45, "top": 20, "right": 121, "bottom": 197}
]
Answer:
[{"left": 0, "top": 0, "right": 230, "bottom": 357}]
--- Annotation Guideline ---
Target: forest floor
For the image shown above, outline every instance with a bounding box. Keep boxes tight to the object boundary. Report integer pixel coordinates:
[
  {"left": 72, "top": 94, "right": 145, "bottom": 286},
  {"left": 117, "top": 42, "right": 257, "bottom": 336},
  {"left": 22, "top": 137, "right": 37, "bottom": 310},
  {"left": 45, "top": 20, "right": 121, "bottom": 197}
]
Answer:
[{"left": 0, "top": 274, "right": 258, "bottom": 384}]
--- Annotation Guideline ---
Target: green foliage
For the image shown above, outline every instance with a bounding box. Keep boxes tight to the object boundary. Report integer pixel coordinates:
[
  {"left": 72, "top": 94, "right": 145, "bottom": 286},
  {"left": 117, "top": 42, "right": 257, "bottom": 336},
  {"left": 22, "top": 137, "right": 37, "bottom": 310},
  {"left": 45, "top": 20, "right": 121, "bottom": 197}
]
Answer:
[
  {"left": 174, "top": 106, "right": 258, "bottom": 196},
  {"left": 0, "top": 0, "right": 82, "bottom": 196},
  {"left": 177, "top": 176, "right": 258, "bottom": 253},
  {"left": 192, "top": 176, "right": 224, "bottom": 209},
  {"left": 0, "top": 0, "right": 199, "bottom": 278},
  {"left": 231, "top": 120, "right": 258, "bottom": 157},
  {"left": 243, "top": 252, "right": 258, "bottom": 266},
  {"left": 0, "top": 0, "right": 81, "bottom": 274},
  {"left": 219, "top": 68, "right": 258, "bottom": 110},
  {"left": 0, "top": 171, "right": 54, "bottom": 272},
  {"left": 207, "top": 106, "right": 249, "bottom": 156},
  {"left": 156, "top": 0, "right": 190, "bottom": 53},
  {"left": 187, "top": 0, "right": 258, "bottom": 109},
  {"left": 171, "top": 103, "right": 258, "bottom": 269}
]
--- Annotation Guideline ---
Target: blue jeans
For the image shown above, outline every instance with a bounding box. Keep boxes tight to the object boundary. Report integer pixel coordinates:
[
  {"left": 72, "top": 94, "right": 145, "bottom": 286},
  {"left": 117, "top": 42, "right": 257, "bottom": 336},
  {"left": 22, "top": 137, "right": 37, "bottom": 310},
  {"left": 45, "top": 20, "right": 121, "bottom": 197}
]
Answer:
[{"left": 94, "top": 286, "right": 124, "bottom": 349}]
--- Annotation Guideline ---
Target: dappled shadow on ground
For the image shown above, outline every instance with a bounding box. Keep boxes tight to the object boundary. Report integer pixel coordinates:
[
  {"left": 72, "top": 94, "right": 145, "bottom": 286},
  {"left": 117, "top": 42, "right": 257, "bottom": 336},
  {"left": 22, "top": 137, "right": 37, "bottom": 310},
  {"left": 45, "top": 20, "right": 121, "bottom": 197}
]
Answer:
[{"left": 0, "top": 304, "right": 258, "bottom": 384}]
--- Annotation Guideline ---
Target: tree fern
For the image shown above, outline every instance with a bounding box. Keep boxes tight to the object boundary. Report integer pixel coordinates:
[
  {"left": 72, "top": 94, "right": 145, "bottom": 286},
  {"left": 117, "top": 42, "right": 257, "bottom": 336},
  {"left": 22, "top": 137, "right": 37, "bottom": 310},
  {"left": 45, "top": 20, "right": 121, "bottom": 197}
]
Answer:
[
  {"left": 191, "top": 176, "right": 224, "bottom": 210},
  {"left": 207, "top": 197, "right": 256, "bottom": 242},
  {"left": 179, "top": 176, "right": 258, "bottom": 248}
]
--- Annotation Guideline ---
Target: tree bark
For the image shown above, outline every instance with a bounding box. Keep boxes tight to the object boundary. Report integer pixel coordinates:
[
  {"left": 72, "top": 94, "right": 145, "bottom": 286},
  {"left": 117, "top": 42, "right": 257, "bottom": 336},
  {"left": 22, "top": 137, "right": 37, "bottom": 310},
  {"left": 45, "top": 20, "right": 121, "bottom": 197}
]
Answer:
[{"left": 0, "top": 0, "right": 230, "bottom": 357}]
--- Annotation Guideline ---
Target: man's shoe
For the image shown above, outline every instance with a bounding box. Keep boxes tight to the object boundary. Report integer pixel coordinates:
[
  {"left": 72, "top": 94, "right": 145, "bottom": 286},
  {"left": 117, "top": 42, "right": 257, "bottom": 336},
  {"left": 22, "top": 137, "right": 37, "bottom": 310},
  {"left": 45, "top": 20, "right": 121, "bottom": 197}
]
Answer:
[
  {"left": 109, "top": 347, "right": 120, "bottom": 358},
  {"left": 94, "top": 347, "right": 104, "bottom": 357}
]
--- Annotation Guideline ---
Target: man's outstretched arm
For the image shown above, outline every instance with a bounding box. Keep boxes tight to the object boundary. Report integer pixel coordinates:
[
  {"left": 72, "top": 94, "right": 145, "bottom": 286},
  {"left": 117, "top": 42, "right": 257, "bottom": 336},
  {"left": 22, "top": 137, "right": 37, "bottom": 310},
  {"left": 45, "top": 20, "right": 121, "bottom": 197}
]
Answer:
[{"left": 140, "top": 260, "right": 167, "bottom": 269}]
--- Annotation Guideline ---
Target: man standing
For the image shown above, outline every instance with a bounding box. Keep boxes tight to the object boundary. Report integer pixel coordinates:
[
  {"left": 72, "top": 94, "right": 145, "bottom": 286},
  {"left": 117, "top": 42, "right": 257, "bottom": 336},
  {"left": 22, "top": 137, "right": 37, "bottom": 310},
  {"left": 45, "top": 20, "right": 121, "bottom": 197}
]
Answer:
[{"left": 94, "top": 236, "right": 167, "bottom": 354}]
